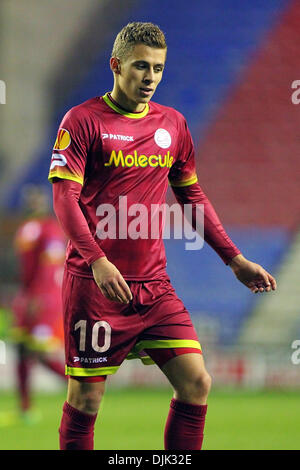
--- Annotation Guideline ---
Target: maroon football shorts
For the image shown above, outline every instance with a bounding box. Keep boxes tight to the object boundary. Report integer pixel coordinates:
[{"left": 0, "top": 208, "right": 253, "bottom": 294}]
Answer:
[{"left": 62, "top": 269, "right": 202, "bottom": 380}]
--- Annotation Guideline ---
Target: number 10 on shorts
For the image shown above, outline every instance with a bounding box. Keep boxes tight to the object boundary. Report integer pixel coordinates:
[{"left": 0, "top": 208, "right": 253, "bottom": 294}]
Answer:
[{"left": 74, "top": 320, "right": 111, "bottom": 353}]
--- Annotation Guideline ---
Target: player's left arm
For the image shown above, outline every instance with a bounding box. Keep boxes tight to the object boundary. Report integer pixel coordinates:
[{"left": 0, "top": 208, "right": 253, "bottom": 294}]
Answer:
[
  {"left": 170, "top": 116, "right": 277, "bottom": 294},
  {"left": 172, "top": 183, "right": 277, "bottom": 294},
  {"left": 228, "top": 253, "right": 277, "bottom": 293}
]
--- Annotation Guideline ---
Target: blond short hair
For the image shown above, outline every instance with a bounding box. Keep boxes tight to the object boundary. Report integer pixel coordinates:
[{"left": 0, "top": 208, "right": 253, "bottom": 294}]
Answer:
[{"left": 111, "top": 22, "right": 167, "bottom": 60}]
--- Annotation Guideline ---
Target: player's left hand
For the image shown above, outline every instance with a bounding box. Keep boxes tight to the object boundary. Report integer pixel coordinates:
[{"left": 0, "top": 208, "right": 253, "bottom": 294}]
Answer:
[{"left": 229, "top": 254, "right": 277, "bottom": 294}]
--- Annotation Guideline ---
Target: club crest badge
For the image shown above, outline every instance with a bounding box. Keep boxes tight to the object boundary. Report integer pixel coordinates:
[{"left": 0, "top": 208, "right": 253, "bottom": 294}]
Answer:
[{"left": 154, "top": 128, "right": 172, "bottom": 149}]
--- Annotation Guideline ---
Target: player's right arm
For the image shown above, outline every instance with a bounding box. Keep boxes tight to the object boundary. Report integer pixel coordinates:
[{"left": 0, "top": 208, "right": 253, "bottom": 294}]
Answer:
[
  {"left": 49, "top": 108, "right": 132, "bottom": 304},
  {"left": 91, "top": 256, "right": 133, "bottom": 304},
  {"left": 52, "top": 179, "right": 132, "bottom": 304}
]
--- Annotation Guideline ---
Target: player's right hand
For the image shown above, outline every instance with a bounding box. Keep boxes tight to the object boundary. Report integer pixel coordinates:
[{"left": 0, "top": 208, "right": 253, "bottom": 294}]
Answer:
[{"left": 91, "top": 257, "right": 133, "bottom": 304}]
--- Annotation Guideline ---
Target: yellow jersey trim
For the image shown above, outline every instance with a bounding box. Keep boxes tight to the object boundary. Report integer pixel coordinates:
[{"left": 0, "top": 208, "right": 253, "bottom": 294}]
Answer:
[
  {"left": 140, "top": 356, "right": 155, "bottom": 365},
  {"left": 48, "top": 172, "right": 84, "bottom": 186},
  {"left": 103, "top": 92, "right": 149, "bottom": 119},
  {"left": 126, "top": 353, "right": 154, "bottom": 365},
  {"left": 126, "top": 339, "right": 201, "bottom": 366},
  {"left": 169, "top": 175, "right": 198, "bottom": 188},
  {"left": 66, "top": 365, "right": 119, "bottom": 376},
  {"left": 134, "top": 339, "right": 202, "bottom": 352}
]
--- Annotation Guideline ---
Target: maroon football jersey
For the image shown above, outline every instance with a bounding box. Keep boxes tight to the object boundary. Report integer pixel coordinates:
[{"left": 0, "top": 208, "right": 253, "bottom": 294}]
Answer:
[
  {"left": 48, "top": 93, "right": 198, "bottom": 280},
  {"left": 14, "top": 216, "right": 65, "bottom": 292}
]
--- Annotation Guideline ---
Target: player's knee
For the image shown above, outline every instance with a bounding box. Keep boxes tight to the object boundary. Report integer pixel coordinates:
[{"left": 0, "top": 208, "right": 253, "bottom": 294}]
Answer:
[
  {"left": 175, "top": 370, "right": 212, "bottom": 403},
  {"left": 68, "top": 379, "right": 105, "bottom": 414},
  {"left": 187, "top": 371, "right": 212, "bottom": 401},
  {"left": 81, "top": 389, "right": 103, "bottom": 414},
  {"left": 195, "top": 371, "right": 212, "bottom": 397}
]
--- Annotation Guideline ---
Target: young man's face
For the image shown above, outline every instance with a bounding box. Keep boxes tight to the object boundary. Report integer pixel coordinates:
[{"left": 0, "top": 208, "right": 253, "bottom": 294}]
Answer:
[{"left": 112, "top": 43, "right": 166, "bottom": 111}]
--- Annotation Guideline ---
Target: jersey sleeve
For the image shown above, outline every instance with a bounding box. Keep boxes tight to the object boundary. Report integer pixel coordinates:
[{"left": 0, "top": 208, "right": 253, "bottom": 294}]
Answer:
[
  {"left": 168, "top": 117, "right": 198, "bottom": 188},
  {"left": 52, "top": 179, "right": 106, "bottom": 265},
  {"left": 48, "top": 107, "right": 91, "bottom": 185},
  {"left": 172, "top": 183, "right": 241, "bottom": 264}
]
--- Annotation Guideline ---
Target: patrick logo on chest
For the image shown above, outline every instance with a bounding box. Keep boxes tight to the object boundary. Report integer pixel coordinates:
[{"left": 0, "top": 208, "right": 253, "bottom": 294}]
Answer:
[{"left": 103, "top": 128, "right": 173, "bottom": 169}]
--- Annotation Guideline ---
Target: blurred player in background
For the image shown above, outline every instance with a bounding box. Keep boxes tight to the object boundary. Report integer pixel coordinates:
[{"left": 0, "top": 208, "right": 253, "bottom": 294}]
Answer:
[
  {"left": 11, "top": 185, "right": 66, "bottom": 422},
  {"left": 48, "top": 22, "right": 277, "bottom": 450}
]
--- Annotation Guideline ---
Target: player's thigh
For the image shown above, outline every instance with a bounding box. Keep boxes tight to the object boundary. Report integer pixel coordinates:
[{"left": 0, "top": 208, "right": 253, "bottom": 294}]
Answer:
[{"left": 161, "top": 352, "right": 211, "bottom": 397}]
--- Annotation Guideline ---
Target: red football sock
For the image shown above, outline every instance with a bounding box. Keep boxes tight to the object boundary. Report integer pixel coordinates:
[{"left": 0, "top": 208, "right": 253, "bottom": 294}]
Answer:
[
  {"left": 59, "top": 401, "right": 97, "bottom": 450},
  {"left": 17, "top": 357, "right": 31, "bottom": 412},
  {"left": 164, "top": 398, "right": 207, "bottom": 450}
]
